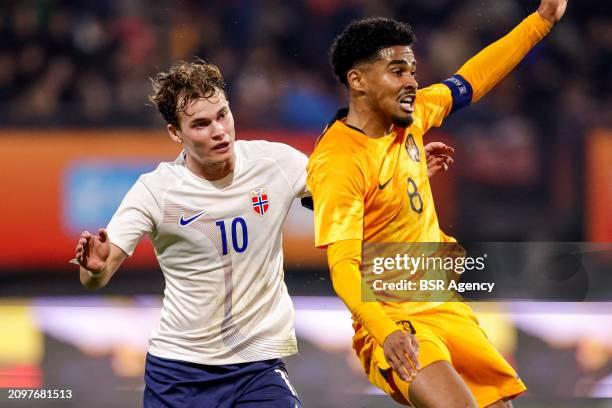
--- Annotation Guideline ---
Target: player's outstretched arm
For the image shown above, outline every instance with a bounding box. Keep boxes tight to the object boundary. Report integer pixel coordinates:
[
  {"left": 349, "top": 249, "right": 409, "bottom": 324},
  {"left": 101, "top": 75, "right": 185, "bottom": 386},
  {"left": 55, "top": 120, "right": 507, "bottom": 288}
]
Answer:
[
  {"left": 75, "top": 228, "right": 127, "bottom": 289},
  {"left": 454, "top": 0, "right": 567, "bottom": 103},
  {"left": 425, "top": 142, "right": 454, "bottom": 178}
]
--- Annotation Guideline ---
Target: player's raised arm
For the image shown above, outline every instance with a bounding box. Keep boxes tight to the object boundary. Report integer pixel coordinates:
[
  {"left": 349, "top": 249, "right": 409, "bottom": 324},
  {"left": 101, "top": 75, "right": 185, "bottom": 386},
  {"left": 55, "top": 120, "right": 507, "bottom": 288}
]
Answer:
[
  {"left": 453, "top": 0, "right": 567, "bottom": 104},
  {"left": 75, "top": 228, "right": 128, "bottom": 289}
]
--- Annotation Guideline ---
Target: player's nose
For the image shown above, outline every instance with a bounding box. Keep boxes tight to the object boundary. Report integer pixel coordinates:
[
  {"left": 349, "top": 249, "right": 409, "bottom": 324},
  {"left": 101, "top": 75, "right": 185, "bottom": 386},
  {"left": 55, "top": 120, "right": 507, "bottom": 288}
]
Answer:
[
  {"left": 210, "top": 121, "right": 226, "bottom": 139},
  {"left": 404, "top": 75, "right": 418, "bottom": 90}
]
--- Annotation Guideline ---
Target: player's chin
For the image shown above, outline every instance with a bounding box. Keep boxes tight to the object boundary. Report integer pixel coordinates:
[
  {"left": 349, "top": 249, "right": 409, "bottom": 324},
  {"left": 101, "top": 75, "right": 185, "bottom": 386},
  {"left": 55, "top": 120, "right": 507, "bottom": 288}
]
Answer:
[{"left": 392, "top": 112, "right": 414, "bottom": 128}]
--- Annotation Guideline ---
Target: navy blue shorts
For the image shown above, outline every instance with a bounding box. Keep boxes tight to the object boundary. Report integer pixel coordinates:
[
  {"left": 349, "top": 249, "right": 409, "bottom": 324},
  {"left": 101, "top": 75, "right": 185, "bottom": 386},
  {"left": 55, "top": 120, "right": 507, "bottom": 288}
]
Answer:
[{"left": 143, "top": 353, "right": 302, "bottom": 408}]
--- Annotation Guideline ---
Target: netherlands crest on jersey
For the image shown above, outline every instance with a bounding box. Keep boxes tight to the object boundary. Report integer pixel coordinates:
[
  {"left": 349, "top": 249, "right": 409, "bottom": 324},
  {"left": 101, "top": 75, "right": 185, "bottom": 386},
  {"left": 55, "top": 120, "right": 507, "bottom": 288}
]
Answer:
[
  {"left": 405, "top": 133, "right": 421, "bottom": 162},
  {"left": 249, "top": 187, "right": 270, "bottom": 216}
]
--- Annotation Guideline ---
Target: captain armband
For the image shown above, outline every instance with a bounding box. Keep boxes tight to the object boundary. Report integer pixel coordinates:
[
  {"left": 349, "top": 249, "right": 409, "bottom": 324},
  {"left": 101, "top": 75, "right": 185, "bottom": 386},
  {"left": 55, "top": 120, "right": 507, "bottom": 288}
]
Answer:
[{"left": 442, "top": 74, "right": 473, "bottom": 114}]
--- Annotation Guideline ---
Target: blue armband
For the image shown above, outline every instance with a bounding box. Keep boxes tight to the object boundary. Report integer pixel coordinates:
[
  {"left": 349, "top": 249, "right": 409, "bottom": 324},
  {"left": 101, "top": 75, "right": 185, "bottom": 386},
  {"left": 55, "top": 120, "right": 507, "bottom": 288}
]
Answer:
[{"left": 442, "top": 74, "right": 473, "bottom": 114}]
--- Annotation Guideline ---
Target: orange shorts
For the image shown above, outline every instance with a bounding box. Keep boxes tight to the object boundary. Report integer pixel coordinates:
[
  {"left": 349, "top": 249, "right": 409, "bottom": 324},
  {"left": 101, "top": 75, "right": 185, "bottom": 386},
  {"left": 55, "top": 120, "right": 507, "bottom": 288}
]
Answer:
[{"left": 352, "top": 301, "right": 526, "bottom": 407}]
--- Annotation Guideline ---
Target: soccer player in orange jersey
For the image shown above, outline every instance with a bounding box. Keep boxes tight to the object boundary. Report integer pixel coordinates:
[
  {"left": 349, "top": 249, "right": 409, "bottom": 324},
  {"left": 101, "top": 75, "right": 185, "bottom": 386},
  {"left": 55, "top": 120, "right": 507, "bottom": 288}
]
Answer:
[{"left": 307, "top": 0, "right": 567, "bottom": 407}]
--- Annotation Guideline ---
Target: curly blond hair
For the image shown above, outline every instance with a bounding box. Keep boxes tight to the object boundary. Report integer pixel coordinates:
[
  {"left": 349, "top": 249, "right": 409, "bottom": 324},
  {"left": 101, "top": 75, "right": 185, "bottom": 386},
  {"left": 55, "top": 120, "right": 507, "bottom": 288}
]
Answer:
[{"left": 149, "top": 59, "right": 227, "bottom": 127}]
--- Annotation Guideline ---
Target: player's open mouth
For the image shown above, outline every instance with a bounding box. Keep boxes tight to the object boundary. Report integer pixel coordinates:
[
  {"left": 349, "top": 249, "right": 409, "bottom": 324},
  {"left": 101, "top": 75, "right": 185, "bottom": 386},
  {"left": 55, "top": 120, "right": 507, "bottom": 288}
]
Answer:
[
  {"left": 213, "top": 142, "right": 230, "bottom": 152},
  {"left": 399, "top": 94, "right": 415, "bottom": 113}
]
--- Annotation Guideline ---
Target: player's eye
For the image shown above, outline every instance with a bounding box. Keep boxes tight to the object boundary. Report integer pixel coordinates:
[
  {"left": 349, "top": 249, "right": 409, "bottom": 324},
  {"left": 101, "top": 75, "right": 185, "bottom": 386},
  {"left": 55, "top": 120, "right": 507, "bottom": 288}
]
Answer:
[{"left": 392, "top": 69, "right": 403, "bottom": 76}]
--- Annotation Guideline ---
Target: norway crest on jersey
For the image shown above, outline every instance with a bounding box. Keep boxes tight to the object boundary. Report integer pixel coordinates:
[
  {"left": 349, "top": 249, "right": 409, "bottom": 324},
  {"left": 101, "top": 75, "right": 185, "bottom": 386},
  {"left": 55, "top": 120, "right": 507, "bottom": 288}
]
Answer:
[
  {"left": 405, "top": 133, "right": 421, "bottom": 162},
  {"left": 249, "top": 187, "right": 270, "bottom": 216}
]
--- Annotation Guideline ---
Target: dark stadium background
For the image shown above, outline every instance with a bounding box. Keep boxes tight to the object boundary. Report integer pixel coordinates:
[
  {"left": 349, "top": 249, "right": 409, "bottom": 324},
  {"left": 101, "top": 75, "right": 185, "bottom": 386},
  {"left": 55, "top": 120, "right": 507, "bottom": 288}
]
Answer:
[{"left": 1, "top": 0, "right": 611, "bottom": 406}]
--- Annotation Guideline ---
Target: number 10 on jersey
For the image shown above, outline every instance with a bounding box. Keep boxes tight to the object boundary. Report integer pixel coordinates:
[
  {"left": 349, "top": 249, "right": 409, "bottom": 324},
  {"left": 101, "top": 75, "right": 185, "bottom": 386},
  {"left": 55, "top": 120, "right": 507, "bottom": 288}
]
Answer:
[{"left": 215, "top": 217, "right": 249, "bottom": 255}]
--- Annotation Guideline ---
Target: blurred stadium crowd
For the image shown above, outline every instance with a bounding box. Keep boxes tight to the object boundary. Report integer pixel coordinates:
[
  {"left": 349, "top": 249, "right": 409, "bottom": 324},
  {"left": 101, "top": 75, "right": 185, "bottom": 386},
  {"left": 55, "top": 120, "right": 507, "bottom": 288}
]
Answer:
[{"left": 1, "top": 0, "right": 611, "bottom": 241}]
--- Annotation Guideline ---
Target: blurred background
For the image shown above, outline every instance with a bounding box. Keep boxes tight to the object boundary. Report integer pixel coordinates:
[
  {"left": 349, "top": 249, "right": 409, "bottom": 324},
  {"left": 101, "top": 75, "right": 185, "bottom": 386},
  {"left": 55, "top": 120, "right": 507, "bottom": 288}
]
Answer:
[{"left": 1, "top": 0, "right": 611, "bottom": 407}]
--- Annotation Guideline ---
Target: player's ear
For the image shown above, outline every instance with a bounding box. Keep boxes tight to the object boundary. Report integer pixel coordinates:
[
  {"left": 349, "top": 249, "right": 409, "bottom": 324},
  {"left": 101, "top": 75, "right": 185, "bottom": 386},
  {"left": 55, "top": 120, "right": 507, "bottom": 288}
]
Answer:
[
  {"left": 347, "top": 68, "right": 366, "bottom": 92},
  {"left": 167, "top": 124, "right": 183, "bottom": 144}
]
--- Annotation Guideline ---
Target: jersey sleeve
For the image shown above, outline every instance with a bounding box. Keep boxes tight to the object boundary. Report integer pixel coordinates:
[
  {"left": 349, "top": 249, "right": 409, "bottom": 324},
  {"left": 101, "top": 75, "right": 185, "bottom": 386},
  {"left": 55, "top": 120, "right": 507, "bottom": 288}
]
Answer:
[
  {"left": 455, "top": 12, "right": 551, "bottom": 103},
  {"left": 328, "top": 239, "right": 399, "bottom": 345},
  {"left": 271, "top": 142, "right": 310, "bottom": 198},
  {"left": 414, "top": 83, "right": 454, "bottom": 133},
  {"left": 307, "top": 152, "right": 365, "bottom": 248},
  {"left": 417, "top": 12, "right": 552, "bottom": 136},
  {"left": 106, "top": 178, "right": 157, "bottom": 256}
]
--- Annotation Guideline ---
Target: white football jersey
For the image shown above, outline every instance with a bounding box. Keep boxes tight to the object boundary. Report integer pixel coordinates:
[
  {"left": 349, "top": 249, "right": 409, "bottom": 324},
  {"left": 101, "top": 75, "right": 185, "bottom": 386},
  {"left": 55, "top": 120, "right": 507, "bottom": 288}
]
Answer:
[{"left": 106, "top": 140, "right": 309, "bottom": 365}]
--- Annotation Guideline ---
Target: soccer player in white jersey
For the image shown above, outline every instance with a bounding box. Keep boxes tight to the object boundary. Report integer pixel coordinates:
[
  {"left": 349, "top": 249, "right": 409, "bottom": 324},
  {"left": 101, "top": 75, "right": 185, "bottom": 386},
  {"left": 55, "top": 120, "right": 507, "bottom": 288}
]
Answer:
[
  {"left": 73, "top": 59, "right": 454, "bottom": 407},
  {"left": 74, "top": 60, "right": 306, "bottom": 407}
]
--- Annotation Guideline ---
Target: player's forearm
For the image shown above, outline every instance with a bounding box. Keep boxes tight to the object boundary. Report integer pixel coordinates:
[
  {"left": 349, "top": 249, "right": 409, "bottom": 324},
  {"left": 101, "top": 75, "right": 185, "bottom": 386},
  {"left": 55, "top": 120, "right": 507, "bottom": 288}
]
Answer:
[
  {"left": 331, "top": 260, "right": 399, "bottom": 344},
  {"left": 328, "top": 240, "right": 399, "bottom": 344},
  {"left": 79, "top": 266, "right": 110, "bottom": 290},
  {"left": 79, "top": 261, "right": 121, "bottom": 289},
  {"left": 457, "top": 12, "right": 552, "bottom": 103},
  {"left": 79, "top": 244, "right": 126, "bottom": 290}
]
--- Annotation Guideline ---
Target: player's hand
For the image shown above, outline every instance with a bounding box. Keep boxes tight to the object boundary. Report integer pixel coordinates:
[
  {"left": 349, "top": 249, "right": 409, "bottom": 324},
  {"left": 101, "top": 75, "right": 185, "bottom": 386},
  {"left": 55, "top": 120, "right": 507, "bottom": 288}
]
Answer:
[
  {"left": 382, "top": 330, "right": 421, "bottom": 382},
  {"left": 425, "top": 142, "right": 454, "bottom": 178},
  {"left": 75, "top": 228, "right": 111, "bottom": 274},
  {"left": 537, "top": 0, "right": 567, "bottom": 24}
]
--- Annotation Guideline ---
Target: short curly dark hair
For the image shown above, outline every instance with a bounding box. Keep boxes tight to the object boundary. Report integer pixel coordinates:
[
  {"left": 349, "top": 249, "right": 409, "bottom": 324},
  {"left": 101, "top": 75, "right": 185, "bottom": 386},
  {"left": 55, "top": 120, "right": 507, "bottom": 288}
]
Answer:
[
  {"left": 330, "top": 17, "right": 415, "bottom": 86},
  {"left": 149, "top": 59, "right": 227, "bottom": 127}
]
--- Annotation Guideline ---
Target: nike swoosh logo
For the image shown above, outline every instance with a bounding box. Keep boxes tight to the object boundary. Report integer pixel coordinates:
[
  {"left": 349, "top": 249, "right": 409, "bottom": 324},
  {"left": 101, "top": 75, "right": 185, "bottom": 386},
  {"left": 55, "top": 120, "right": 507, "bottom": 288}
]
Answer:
[
  {"left": 378, "top": 178, "right": 392, "bottom": 190},
  {"left": 179, "top": 210, "right": 207, "bottom": 226}
]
